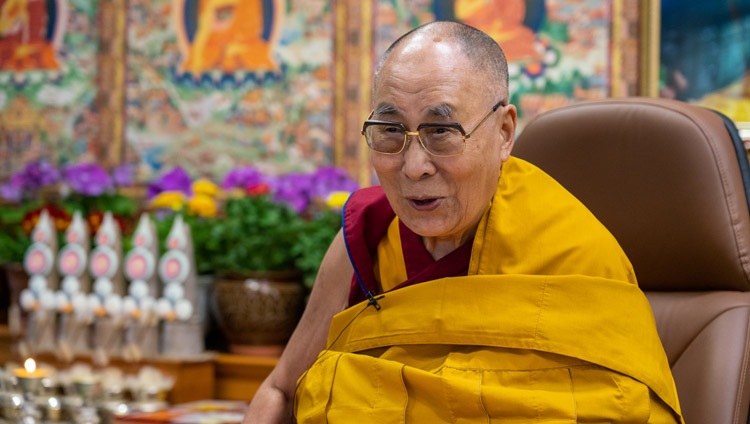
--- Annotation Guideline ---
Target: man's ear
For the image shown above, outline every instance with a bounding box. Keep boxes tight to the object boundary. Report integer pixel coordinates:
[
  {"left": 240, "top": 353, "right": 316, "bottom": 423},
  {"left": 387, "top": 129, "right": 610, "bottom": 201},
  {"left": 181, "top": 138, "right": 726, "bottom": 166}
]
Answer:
[{"left": 499, "top": 104, "right": 517, "bottom": 162}]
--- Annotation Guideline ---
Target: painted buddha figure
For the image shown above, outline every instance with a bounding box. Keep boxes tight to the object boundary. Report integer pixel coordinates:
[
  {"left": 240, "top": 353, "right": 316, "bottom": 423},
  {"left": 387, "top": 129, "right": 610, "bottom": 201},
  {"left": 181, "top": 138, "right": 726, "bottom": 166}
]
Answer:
[
  {"left": 182, "top": 0, "right": 276, "bottom": 74},
  {"left": 0, "top": 0, "right": 60, "bottom": 71},
  {"left": 455, "top": 0, "right": 540, "bottom": 61}
]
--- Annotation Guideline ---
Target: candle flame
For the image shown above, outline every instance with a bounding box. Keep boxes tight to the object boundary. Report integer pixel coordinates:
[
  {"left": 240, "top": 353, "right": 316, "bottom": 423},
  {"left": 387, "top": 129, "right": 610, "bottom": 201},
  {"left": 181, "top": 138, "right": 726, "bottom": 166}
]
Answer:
[{"left": 24, "top": 358, "right": 36, "bottom": 373}]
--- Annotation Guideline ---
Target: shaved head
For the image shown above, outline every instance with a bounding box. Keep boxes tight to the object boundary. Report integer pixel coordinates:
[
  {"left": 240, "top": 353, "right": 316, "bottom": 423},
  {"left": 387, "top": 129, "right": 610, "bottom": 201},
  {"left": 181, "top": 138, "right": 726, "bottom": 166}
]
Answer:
[{"left": 374, "top": 21, "right": 509, "bottom": 101}]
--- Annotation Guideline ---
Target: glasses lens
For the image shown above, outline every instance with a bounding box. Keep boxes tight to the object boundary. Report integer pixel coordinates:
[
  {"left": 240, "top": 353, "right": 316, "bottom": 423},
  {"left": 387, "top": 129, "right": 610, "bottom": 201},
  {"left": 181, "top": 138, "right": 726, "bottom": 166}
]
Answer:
[
  {"left": 419, "top": 126, "right": 465, "bottom": 156},
  {"left": 364, "top": 124, "right": 406, "bottom": 153}
]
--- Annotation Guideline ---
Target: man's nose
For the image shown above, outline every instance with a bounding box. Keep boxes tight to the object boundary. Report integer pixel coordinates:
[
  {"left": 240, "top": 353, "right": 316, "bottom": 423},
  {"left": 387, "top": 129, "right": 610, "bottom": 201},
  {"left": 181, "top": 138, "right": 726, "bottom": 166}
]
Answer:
[{"left": 402, "top": 132, "right": 437, "bottom": 180}]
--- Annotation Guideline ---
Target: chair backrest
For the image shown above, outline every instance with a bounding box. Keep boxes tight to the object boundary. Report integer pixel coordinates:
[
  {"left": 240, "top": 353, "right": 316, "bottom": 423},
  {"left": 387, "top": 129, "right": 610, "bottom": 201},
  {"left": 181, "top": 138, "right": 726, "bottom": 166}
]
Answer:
[{"left": 513, "top": 97, "right": 750, "bottom": 424}]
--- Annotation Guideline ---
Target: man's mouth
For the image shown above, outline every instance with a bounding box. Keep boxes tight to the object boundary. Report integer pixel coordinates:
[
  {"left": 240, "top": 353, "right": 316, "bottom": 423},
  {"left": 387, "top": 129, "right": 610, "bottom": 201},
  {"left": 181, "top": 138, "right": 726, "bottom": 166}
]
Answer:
[{"left": 408, "top": 197, "right": 442, "bottom": 211}]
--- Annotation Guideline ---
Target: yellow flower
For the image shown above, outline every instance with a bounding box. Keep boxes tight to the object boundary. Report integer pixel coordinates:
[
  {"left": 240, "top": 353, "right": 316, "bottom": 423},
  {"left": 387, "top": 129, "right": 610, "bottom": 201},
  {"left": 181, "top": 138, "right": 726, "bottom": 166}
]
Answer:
[
  {"left": 192, "top": 178, "right": 220, "bottom": 197},
  {"left": 188, "top": 193, "right": 218, "bottom": 218},
  {"left": 150, "top": 191, "right": 187, "bottom": 210},
  {"left": 326, "top": 191, "right": 351, "bottom": 211}
]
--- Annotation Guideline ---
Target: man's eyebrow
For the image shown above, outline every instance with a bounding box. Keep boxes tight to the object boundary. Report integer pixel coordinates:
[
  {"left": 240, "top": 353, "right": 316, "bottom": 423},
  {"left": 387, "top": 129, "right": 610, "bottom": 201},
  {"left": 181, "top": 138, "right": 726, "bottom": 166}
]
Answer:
[
  {"left": 373, "top": 103, "right": 455, "bottom": 118},
  {"left": 373, "top": 104, "right": 398, "bottom": 116},
  {"left": 427, "top": 103, "right": 454, "bottom": 118}
]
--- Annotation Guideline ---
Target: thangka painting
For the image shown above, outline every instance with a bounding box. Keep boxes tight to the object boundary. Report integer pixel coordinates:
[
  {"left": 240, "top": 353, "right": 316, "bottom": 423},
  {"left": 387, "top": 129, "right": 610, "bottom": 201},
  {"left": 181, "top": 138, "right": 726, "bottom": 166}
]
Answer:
[
  {"left": 373, "top": 0, "right": 614, "bottom": 131},
  {"left": 660, "top": 0, "right": 750, "bottom": 124},
  {"left": 0, "top": 0, "right": 99, "bottom": 179},
  {"left": 126, "top": 0, "right": 334, "bottom": 181}
]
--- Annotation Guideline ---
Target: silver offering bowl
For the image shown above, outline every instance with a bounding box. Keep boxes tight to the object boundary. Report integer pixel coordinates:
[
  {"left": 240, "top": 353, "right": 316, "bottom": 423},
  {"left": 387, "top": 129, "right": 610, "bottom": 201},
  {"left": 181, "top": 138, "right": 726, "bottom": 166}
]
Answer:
[
  {"left": 73, "top": 380, "right": 100, "bottom": 402},
  {"left": 72, "top": 379, "right": 101, "bottom": 424},
  {"left": 16, "top": 374, "right": 43, "bottom": 424},
  {"left": 15, "top": 375, "right": 42, "bottom": 396}
]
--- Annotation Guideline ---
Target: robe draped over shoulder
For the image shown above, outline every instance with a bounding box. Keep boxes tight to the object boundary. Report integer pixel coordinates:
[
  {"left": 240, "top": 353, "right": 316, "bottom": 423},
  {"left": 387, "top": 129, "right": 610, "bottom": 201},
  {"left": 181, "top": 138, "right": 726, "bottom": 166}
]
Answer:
[{"left": 296, "top": 157, "right": 682, "bottom": 423}]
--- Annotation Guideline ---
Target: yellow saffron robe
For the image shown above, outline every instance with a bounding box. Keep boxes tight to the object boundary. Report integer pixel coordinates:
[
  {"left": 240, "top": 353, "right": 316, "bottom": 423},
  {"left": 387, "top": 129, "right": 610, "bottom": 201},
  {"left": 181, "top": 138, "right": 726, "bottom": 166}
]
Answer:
[{"left": 295, "top": 157, "right": 683, "bottom": 423}]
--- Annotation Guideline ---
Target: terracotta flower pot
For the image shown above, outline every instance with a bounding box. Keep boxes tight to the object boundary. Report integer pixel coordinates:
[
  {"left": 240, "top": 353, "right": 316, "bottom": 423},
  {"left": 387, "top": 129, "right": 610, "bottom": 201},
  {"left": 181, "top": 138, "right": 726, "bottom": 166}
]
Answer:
[{"left": 209, "top": 271, "right": 306, "bottom": 356}]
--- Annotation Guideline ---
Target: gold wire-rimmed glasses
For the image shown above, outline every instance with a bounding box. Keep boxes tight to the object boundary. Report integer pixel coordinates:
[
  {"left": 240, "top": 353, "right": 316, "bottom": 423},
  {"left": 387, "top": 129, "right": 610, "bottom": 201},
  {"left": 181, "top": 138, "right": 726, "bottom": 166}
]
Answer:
[{"left": 361, "top": 99, "right": 506, "bottom": 157}]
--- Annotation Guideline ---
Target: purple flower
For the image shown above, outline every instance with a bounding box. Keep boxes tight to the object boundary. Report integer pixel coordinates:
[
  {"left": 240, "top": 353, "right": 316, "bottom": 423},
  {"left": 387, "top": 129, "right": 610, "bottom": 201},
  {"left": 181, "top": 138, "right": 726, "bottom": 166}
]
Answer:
[
  {"left": 265, "top": 167, "right": 358, "bottom": 214},
  {"left": 309, "top": 166, "right": 359, "bottom": 199},
  {"left": 0, "top": 160, "right": 64, "bottom": 202},
  {"left": 21, "top": 161, "right": 61, "bottom": 191},
  {"left": 147, "top": 167, "right": 192, "bottom": 199},
  {"left": 273, "top": 189, "right": 308, "bottom": 213},
  {"left": 0, "top": 174, "right": 25, "bottom": 202},
  {"left": 222, "top": 166, "right": 265, "bottom": 190},
  {"left": 64, "top": 163, "right": 113, "bottom": 196},
  {"left": 112, "top": 163, "right": 135, "bottom": 187},
  {"left": 269, "top": 173, "right": 313, "bottom": 213}
]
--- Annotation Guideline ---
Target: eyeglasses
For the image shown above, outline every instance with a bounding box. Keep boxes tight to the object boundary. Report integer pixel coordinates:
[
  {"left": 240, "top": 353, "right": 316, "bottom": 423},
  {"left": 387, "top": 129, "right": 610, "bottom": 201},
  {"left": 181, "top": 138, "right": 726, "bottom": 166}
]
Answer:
[{"left": 361, "top": 99, "right": 506, "bottom": 157}]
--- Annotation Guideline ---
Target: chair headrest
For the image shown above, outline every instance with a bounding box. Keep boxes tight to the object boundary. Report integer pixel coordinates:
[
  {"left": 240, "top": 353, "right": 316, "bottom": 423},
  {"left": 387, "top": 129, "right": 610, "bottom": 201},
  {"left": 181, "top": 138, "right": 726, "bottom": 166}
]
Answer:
[{"left": 514, "top": 97, "right": 750, "bottom": 291}]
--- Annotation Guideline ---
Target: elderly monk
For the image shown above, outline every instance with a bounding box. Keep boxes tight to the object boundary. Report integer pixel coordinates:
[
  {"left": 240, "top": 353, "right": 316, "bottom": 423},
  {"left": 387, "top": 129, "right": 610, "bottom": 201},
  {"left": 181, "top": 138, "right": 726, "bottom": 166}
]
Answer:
[{"left": 244, "top": 21, "right": 683, "bottom": 423}]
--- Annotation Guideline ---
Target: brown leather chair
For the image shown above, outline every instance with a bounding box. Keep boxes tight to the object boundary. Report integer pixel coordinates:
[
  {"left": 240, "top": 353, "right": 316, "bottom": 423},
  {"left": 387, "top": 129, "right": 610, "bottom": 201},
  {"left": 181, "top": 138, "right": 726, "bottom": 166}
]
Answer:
[{"left": 513, "top": 97, "right": 750, "bottom": 424}]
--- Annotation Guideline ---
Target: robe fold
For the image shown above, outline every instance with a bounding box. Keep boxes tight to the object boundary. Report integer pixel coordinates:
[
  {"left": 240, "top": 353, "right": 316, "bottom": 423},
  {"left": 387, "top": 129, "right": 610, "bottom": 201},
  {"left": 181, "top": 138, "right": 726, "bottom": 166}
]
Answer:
[{"left": 295, "top": 157, "right": 683, "bottom": 423}]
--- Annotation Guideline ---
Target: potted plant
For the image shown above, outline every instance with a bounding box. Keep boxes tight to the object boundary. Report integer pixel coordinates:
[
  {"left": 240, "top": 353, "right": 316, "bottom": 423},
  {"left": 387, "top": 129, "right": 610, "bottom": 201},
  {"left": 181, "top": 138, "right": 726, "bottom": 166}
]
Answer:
[{"left": 148, "top": 165, "right": 357, "bottom": 355}]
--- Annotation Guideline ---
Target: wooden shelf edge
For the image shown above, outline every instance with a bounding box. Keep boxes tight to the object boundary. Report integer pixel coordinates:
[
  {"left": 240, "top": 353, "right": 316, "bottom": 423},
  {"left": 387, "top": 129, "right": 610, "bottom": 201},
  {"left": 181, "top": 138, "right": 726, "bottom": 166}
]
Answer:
[{"left": 215, "top": 353, "right": 278, "bottom": 378}]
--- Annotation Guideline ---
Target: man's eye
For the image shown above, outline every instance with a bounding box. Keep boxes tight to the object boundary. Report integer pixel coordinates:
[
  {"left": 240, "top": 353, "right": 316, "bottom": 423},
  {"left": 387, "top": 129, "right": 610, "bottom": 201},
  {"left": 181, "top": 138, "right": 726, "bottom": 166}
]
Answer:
[
  {"left": 383, "top": 126, "right": 403, "bottom": 135},
  {"left": 423, "top": 126, "right": 454, "bottom": 138}
]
